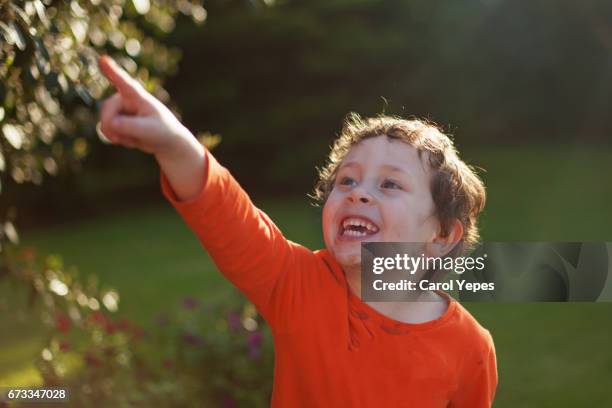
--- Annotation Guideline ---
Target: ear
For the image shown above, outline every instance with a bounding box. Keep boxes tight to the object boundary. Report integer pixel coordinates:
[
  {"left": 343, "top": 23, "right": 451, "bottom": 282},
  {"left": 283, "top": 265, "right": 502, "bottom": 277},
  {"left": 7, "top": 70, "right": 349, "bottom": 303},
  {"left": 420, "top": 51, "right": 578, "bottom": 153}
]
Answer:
[{"left": 427, "top": 219, "right": 464, "bottom": 257}]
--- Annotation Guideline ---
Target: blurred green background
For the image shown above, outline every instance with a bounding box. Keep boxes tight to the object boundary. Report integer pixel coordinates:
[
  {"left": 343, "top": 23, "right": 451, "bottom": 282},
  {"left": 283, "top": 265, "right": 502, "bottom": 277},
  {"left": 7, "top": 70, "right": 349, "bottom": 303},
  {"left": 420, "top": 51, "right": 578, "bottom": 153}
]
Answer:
[{"left": 2, "top": 0, "right": 612, "bottom": 407}]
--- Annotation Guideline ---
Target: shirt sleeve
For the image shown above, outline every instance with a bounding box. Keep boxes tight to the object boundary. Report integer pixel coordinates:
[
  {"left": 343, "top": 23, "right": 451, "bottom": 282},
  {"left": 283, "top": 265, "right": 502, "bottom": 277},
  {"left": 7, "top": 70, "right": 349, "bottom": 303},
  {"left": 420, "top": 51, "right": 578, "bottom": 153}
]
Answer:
[
  {"left": 160, "top": 148, "right": 314, "bottom": 332},
  {"left": 450, "top": 333, "right": 498, "bottom": 408}
]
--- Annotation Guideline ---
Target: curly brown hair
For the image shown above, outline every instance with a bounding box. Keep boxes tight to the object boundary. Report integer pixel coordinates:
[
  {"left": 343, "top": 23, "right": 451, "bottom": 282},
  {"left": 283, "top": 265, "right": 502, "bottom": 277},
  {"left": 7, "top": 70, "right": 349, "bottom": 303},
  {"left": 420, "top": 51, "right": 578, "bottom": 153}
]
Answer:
[{"left": 311, "top": 113, "right": 486, "bottom": 257}]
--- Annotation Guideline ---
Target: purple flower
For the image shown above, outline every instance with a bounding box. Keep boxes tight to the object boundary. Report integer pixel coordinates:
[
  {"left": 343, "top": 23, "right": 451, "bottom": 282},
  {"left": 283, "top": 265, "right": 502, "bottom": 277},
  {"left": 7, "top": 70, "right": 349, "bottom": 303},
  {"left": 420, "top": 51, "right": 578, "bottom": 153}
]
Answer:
[
  {"left": 227, "top": 311, "right": 241, "bottom": 332},
  {"left": 247, "top": 331, "right": 263, "bottom": 348},
  {"left": 248, "top": 347, "right": 261, "bottom": 359},
  {"left": 155, "top": 313, "right": 170, "bottom": 326},
  {"left": 181, "top": 296, "right": 199, "bottom": 310},
  {"left": 246, "top": 331, "right": 264, "bottom": 359},
  {"left": 182, "top": 330, "right": 204, "bottom": 346}
]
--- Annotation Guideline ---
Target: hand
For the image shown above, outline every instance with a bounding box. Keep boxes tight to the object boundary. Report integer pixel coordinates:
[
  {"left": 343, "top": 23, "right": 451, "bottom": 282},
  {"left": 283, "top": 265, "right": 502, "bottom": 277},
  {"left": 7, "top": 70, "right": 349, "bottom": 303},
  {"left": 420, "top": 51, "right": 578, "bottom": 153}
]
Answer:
[
  {"left": 98, "top": 55, "right": 192, "bottom": 158},
  {"left": 98, "top": 55, "right": 206, "bottom": 201}
]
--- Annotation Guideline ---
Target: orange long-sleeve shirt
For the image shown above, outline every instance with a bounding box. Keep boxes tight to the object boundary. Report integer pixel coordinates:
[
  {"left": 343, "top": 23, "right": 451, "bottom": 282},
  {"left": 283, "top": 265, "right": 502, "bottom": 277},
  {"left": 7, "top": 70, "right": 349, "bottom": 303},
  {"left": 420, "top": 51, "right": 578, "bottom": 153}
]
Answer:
[{"left": 161, "top": 149, "right": 497, "bottom": 407}]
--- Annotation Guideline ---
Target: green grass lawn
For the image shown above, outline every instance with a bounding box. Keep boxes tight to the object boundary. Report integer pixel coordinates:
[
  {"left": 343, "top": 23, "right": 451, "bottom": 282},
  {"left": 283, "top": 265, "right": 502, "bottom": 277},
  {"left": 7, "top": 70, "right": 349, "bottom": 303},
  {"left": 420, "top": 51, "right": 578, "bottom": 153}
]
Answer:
[
  {"left": 0, "top": 197, "right": 324, "bottom": 388},
  {"left": 1, "top": 145, "right": 612, "bottom": 406}
]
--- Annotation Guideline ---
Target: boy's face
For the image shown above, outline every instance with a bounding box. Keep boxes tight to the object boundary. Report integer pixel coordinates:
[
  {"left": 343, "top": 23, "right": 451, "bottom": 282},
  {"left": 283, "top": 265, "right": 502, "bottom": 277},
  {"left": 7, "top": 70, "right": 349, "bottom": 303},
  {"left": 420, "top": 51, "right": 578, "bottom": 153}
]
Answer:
[{"left": 322, "top": 136, "right": 441, "bottom": 271}]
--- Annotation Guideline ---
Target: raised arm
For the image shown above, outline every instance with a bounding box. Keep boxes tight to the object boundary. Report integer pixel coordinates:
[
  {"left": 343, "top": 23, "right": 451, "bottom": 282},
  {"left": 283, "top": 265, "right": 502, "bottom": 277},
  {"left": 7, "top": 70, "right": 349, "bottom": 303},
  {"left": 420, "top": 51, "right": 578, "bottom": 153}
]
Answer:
[
  {"left": 98, "top": 55, "right": 206, "bottom": 201},
  {"left": 97, "top": 56, "right": 313, "bottom": 331}
]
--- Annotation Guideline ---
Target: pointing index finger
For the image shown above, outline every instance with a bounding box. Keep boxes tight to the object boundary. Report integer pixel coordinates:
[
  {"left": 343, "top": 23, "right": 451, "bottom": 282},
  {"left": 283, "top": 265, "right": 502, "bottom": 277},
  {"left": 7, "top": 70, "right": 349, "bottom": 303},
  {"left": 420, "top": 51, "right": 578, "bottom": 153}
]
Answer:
[{"left": 98, "top": 55, "right": 142, "bottom": 100}]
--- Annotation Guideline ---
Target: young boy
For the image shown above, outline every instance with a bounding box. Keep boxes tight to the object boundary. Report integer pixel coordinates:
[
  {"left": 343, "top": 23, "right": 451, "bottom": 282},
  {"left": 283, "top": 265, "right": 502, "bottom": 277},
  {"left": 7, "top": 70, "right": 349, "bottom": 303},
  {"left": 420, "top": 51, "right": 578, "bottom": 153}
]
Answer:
[{"left": 98, "top": 56, "right": 497, "bottom": 407}]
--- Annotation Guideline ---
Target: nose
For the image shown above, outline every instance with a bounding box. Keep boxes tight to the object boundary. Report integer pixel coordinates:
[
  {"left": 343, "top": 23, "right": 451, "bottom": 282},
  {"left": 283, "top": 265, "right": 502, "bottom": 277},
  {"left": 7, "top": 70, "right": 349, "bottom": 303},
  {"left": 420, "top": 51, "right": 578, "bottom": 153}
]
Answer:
[{"left": 347, "top": 186, "right": 374, "bottom": 204}]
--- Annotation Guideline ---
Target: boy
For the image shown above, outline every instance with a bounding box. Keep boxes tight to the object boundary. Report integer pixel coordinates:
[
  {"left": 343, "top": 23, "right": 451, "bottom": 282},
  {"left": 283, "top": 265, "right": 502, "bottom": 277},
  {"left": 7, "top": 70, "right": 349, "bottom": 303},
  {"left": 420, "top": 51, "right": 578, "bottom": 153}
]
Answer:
[{"left": 98, "top": 55, "right": 497, "bottom": 407}]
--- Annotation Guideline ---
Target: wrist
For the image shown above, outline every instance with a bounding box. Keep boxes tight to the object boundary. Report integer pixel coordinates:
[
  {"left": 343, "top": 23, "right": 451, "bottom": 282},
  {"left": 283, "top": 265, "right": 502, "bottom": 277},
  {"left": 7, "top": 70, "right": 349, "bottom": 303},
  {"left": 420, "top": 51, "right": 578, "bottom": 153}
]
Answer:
[
  {"left": 155, "top": 126, "right": 203, "bottom": 165},
  {"left": 155, "top": 126, "right": 207, "bottom": 202}
]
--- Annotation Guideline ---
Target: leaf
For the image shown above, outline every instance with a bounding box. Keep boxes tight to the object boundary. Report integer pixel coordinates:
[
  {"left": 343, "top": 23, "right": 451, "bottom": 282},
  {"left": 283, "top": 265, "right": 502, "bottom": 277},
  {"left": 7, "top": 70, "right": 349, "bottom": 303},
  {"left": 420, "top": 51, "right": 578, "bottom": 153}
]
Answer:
[
  {"left": 0, "top": 21, "right": 16, "bottom": 45},
  {"left": 75, "top": 85, "right": 93, "bottom": 106},
  {"left": 34, "top": 37, "right": 50, "bottom": 61},
  {"left": 3, "top": 221, "right": 19, "bottom": 244},
  {"left": 2, "top": 123, "right": 24, "bottom": 149},
  {"left": 70, "top": 19, "right": 88, "bottom": 44},
  {"left": 35, "top": 85, "right": 59, "bottom": 114},
  {"left": 22, "top": 63, "right": 39, "bottom": 85},
  {"left": 9, "top": 22, "right": 27, "bottom": 51},
  {"left": 33, "top": 0, "right": 50, "bottom": 29},
  {"left": 35, "top": 53, "right": 50, "bottom": 76},
  {"left": 132, "top": 0, "right": 151, "bottom": 15},
  {"left": 45, "top": 71, "right": 61, "bottom": 95},
  {"left": 3, "top": 54, "right": 15, "bottom": 71},
  {"left": 24, "top": 1, "right": 36, "bottom": 17},
  {"left": 58, "top": 73, "right": 69, "bottom": 94},
  {"left": 10, "top": 4, "right": 31, "bottom": 25},
  {"left": 70, "top": 1, "right": 88, "bottom": 18}
]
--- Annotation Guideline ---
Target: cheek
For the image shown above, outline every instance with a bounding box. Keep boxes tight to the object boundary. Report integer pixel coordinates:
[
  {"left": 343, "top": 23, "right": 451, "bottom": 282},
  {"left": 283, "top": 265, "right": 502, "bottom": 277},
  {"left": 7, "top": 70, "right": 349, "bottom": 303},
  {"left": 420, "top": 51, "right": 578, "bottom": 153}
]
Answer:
[
  {"left": 381, "top": 199, "right": 436, "bottom": 240},
  {"left": 322, "top": 191, "right": 345, "bottom": 242},
  {"left": 321, "top": 200, "right": 337, "bottom": 236},
  {"left": 321, "top": 211, "right": 331, "bottom": 238},
  {"left": 386, "top": 219, "right": 413, "bottom": 240},
  {"left": 381, "top": 201, "right": 407, "bottom": 229}
]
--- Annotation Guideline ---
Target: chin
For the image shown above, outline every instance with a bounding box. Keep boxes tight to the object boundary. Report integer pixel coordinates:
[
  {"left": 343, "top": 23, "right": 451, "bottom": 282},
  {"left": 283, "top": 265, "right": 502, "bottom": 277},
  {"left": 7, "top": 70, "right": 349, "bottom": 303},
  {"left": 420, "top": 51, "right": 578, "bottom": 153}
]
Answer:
[
  {"left": 332, "top": 247, "right": 361, "bottom": 269},
  {"left": 325, "top": 230, "right": 365, "bottom": 269}
]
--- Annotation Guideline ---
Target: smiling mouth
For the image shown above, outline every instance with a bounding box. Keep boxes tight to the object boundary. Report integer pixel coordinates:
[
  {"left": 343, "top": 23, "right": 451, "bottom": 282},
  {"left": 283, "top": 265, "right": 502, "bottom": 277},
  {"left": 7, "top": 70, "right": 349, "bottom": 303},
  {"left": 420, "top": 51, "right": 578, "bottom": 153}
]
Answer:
[{"left": 338, "top": 217, "right": 380, "bottom": 240}]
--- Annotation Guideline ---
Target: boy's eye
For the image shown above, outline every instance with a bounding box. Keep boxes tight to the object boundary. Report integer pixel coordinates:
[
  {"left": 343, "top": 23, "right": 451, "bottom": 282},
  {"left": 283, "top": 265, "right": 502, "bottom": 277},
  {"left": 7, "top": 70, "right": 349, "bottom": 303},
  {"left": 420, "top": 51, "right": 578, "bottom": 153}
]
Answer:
[
  {"left": 339, "top": 176, "right": 356, "bottom": 186},
  {"left": 382, "top": 180, "right": 402, "bottom": 190}
]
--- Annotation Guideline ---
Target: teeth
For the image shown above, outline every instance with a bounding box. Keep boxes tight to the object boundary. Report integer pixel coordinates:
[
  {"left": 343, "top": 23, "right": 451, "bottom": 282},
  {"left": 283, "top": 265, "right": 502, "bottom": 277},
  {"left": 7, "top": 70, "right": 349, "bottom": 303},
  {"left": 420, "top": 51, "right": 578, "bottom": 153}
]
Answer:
[
  {"left": 341, "top": 217, "right": 380, "bottom": 234},
  {"left": 344, "top": 229, "right": 367, "bottom": 237}
]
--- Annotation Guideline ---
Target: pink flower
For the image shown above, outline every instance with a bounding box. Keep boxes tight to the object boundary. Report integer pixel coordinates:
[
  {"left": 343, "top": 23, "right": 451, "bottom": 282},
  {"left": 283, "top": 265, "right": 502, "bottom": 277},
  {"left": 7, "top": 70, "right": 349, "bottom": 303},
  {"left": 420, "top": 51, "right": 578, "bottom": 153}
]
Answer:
[
  {"left": 104, "top": 321, "right": 118, "bottom": 335},
  {"left": 163, "top": 358, "right": 174, "bottom": 369},
  {"left": 59, "top": 340, "right": 71, "bottom": 352},
  {"left": 88, "top": 311, "right": 108, "bottom": 326},
  {"left": 131, "top": 325, "right": 145, "bottom": 340},
  {"left": 84, "top": 351, "right": 101, "bottom": 367},
  {"left": 54, "top": 312, "right": 71, "bottom": 333},
  {"left": 116, "top": 318, "right": 132, "bottom": 331}
]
